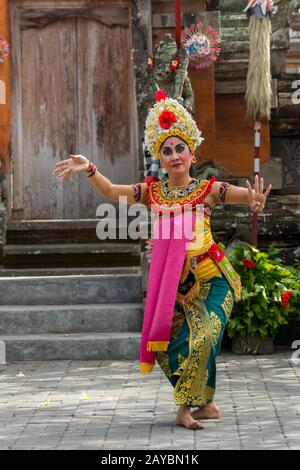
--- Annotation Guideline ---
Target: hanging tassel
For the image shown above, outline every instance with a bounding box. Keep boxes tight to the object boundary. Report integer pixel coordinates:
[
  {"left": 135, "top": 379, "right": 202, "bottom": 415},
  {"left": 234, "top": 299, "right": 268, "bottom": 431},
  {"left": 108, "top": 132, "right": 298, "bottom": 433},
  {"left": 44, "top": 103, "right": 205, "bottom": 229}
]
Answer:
[
  {"left": 147, "top": 341, "right": 170, "bottom": 352},
  {"left": 140, "top": 362, "right": 155, "bottom": 374},
  {"left": 245, "top": 13, "right": 272, "bottom": 121}
]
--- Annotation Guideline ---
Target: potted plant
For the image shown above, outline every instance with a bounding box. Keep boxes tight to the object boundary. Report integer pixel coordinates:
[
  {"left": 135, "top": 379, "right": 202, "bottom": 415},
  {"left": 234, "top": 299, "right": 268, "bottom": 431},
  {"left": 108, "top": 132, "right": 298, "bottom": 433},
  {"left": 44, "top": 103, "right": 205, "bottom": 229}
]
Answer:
[{"left": 224, "top": 243, "right": 300, "bottom": 355}]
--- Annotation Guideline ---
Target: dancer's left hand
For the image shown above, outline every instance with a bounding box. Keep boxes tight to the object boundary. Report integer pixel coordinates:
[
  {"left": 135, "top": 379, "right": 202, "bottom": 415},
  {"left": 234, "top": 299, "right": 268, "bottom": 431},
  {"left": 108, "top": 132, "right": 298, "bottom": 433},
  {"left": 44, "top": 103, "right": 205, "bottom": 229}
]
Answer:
[{"left": 246, "top": 175, "right": 272, "bottom": 213}]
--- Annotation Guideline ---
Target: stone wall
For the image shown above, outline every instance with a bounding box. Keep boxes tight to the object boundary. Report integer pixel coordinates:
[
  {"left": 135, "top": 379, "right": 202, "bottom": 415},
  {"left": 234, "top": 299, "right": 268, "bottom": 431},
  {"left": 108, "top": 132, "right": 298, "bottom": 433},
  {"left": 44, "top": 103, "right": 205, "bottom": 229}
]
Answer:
[
  {"left": 0, "top": 203, "right": 6, "bottom": 261},
  {"left": 0, "top": 172, "right": 7, "bottom": 260},
  {"left": 271, "top": 1, "right": 300, "bottom": 195},
  {"left": 271, "top": 133, "right": 300, "bottom": 195},
  {"left": 200, "top": 1, "right": 300, "bottom": 256},
  {"left": 208, "top": 0, "right": 300, "bottom": 196}
]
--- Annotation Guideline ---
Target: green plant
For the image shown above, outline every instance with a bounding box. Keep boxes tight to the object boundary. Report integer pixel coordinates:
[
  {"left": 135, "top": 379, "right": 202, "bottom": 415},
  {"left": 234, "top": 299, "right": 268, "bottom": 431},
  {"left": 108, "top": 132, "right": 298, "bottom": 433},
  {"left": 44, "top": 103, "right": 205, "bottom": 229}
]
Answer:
[{"left": 225, "top": 243, "right": 300, "bottom": 341}]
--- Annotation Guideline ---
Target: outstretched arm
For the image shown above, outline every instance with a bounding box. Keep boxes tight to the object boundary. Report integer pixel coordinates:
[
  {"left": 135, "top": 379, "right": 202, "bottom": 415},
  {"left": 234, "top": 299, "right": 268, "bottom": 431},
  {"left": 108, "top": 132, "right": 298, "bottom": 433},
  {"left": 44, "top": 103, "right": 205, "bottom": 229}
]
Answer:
[
  {"left": 53, "top": 154, "right": 148, "bottom": 206},
  {"left": 211, "top": 175, "right": 272, "bottom": 212}
]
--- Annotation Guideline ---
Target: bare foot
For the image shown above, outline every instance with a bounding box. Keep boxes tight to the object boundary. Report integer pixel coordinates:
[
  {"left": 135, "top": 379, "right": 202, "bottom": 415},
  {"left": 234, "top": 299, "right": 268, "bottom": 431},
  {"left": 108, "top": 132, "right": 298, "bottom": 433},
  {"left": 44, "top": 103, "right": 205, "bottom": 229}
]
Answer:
[
  {"left": 191, "top": 401, "right": 221, "bottom": 420},
  {"left": 175, "top": 405, "right": 205, "bottom": 430}
]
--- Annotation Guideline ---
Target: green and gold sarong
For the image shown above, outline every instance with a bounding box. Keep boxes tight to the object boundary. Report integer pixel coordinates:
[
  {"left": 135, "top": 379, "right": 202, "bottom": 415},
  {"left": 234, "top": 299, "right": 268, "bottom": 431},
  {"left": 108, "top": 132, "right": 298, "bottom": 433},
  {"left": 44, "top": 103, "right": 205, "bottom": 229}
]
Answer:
[
  {"left": 155, "top": 274, "right": 234, "bottom": 407},
  {"left": 146, "top": 179, "right": 241, "bottom": 406}
]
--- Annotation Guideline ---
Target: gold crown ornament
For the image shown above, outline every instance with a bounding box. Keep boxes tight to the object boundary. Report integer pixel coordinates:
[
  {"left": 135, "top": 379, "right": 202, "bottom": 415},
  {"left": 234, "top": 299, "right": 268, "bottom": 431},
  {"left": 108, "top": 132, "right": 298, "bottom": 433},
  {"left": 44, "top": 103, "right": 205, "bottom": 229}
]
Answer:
[{"left": 144, "top": 90, "right": 204, "bottom": 160}]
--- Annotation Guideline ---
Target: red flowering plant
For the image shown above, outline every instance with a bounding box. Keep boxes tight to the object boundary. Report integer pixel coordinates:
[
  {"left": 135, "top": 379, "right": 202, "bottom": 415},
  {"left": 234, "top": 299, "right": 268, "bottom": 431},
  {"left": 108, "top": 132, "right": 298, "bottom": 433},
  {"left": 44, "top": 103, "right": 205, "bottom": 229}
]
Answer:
[
  {"left": 242, "top": 258, "right": 256, "bottom": 270},
  {"left": 169, "top": 57, "right": 181, "bottom": 71},
  {"left": 147, "top": 56, "right": 155, "bottom": 70},
  {"left": 223, "top": 243, "right": 300, "bottom": 350}
]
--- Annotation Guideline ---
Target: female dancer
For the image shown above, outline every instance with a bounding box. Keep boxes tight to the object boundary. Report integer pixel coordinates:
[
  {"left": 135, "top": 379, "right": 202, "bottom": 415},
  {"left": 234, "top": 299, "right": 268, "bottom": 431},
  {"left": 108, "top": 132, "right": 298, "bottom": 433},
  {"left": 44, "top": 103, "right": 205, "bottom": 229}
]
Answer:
[{"left": 53, "top": 92, "right": 271, "bottom": 430}]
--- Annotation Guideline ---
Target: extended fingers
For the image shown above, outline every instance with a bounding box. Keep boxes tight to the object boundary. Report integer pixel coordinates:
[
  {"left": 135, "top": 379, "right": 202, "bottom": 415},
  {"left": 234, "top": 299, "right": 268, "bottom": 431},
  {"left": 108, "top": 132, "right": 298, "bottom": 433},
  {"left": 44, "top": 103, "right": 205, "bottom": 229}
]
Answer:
[
  {"left": 246, "top": 180, "right": 253, "bottom": 200},
  {"left": 264, "top": 183, "right": 272, "bottom": 199},
  {"left": 254, "top": 174, "right": 259, "bottom": 193},
  {"left": 55, "top": 167, "right": 72, "bottom": 180},
  {"left": 53, "top": 159, "right": 70, "bottom": 172},
  {"left": 54, "top": 155, "right": 83, "bottom": 172},
  {"left": 53, "top": 155, "right": 76, "bottom": 173},
  {"left": 248, "top": 176, "right": 272, "bottom": 195},
  {"left": 259, "top": 177, "right": 264, "bottom": 193}
]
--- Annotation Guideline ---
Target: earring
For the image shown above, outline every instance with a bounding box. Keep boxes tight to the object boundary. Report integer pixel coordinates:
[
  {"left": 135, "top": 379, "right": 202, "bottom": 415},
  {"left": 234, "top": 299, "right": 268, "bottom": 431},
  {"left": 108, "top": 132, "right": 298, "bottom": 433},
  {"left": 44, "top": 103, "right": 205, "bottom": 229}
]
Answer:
[{"left": 191, "top": 156, "right": 197, "bottom": 164}]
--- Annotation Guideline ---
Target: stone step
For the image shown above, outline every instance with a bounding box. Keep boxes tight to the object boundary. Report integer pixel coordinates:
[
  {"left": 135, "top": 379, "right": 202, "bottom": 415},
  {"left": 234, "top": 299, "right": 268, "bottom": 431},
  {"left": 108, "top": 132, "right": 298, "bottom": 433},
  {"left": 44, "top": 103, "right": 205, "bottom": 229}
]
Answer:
[
  {"left": 220, "top": 40, "right": 249, "bottom": 54},
  {"left": 219, "top": 1, "right": 247, "bottom": 13},
  {"left": 0, "top": 332, "right": 141, "bottom": 362},
  {"left": 0, "top": 303, "right": 143, "bottom": 335},
  {"left": 6, "top": 219, "right": 141, "bottom": 245},
  {"left": 221, "top": 14, "right": 248, "bottom": 28},
  {"left": 0, "top": 273, "right": 142, "bottom": 305},
  {"left": 215, "top": 58, "right": 249, "bottom": 79},
  {"left": 2, "top": 242, "right": 141, "bottom": 268},
  {"left": 0, "top": 266, "right": 141, "bottom": 277},
  {"left": 221, "top": 28, "right": 249, "bottom": 41},
  {"left": 3, "top": 242, "right": 141, "bottom": 255},
  {"left": 217, "top": 51, "right": 249, "bottom": 61}
]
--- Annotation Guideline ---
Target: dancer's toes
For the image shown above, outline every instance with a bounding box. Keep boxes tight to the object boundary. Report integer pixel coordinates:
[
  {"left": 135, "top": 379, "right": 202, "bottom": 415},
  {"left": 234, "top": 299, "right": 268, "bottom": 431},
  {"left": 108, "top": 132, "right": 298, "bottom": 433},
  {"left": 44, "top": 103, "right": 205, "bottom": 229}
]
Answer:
[
  {"left": 176, "top": 412, "right": 205, "bottom": 430},
  {"left": 191, "top": 401, "right": 221, "bottom": 420},
  {"left": 190, "top": 419, "right": 205, "bottom": 430}
]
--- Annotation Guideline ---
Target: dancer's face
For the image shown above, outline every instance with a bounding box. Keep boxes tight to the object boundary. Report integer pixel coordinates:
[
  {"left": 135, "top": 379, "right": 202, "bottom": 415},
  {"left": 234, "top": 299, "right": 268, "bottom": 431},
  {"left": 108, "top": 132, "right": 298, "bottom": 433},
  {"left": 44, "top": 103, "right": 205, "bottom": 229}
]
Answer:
[{"left": 160, "top": 136, "right": 192, "bottom": 177}]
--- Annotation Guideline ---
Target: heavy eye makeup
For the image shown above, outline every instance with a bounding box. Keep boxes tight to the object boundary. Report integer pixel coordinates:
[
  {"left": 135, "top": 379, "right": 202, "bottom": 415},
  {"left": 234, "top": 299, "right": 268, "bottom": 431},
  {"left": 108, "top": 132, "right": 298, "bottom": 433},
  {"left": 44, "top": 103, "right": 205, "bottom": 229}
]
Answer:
[{"left": 161, "top": 144, "right": 186, "bottom": 156}]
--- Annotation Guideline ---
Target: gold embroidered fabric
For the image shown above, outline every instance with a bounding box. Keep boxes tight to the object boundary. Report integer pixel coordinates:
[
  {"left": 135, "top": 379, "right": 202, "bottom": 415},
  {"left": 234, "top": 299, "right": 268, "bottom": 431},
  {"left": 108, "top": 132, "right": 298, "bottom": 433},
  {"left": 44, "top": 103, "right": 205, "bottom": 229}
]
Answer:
[
  {"left": 210, "top": 311, "right": 222, "bottom": 347},
  {"left": 146, "top": 179, "right": 214, "bottom": 209},
  {"left": 174, "top": 297, "right": 215, "bottom": 406},
  {"left": 161, "top": 178, "right": 199, "bottom": 199},
  {"left": 222, "top": 290, "right": 235, "bottom": 321},
  {"left": 155, "top": 275, "right": 235, "bottom": 406}
]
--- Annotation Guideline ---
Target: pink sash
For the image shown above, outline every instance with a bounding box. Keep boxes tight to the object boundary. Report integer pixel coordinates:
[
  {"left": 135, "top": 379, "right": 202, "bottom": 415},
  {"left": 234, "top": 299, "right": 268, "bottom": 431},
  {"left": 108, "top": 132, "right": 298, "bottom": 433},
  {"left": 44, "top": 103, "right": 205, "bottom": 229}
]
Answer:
[{"left": 139, "top": 210, "right": 196, "bottom": 373}]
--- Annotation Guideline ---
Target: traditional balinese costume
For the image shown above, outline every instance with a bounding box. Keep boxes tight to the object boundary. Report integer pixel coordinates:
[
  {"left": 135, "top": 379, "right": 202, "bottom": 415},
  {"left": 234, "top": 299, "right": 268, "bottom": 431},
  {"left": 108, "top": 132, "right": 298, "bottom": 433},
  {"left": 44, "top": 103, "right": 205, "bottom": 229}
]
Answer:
[{"left": 139, "top": 91, "right": 242, "bottom": 407}]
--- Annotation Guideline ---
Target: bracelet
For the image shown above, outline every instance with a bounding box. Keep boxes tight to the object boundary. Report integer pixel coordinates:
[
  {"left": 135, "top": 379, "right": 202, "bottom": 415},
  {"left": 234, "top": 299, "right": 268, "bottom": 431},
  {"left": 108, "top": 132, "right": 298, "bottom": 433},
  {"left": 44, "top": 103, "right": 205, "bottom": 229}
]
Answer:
[
  {"left": 219, "top": 182, "right": 231, "bottom": 203},
  {"left": 132, "top": 183, "right": 142, "bottom": 202},
  {"left": 85, "top": 161, "right": 97, "bottom": 177}
]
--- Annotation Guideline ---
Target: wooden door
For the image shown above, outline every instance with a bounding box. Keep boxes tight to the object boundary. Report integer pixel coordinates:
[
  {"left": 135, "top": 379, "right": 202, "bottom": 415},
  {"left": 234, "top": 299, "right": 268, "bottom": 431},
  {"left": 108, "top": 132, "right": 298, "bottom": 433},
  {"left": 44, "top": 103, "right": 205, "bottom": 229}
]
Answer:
[{"left": 9, "top": 0, "right": 138, "bottom": 220}]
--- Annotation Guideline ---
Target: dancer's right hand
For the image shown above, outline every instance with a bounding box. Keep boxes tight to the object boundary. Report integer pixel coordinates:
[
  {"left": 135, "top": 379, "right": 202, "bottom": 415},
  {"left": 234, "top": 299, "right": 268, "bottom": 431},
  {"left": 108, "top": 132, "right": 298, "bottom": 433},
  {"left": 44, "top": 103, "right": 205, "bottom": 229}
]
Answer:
[{"left": 53, "top": 154, "right": 90, "bottom": 181}]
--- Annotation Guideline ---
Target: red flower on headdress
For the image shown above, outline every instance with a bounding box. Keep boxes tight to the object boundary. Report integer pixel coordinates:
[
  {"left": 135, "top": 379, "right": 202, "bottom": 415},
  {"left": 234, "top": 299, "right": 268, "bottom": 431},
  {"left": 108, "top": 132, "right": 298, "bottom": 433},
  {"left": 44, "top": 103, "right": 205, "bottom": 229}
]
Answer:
[
  {"left": 281, "top": 291, "right": 292, "bottom": 308},
  {"left": 155, "top": 89, "right": 168, "bottom": 102},
  {"left": 242, "top": 258, "right": 256, "bottom": 270},
  {"left": 159, "top": 110, "right": 177, "bottom": 129}
]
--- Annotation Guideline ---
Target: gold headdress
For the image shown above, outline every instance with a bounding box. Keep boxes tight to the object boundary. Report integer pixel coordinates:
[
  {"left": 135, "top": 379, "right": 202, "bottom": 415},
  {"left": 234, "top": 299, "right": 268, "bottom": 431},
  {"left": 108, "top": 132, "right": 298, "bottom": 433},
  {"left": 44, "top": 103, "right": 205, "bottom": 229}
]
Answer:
[{"left": 144, "top": 90, "right": 204, "bottom": 160}]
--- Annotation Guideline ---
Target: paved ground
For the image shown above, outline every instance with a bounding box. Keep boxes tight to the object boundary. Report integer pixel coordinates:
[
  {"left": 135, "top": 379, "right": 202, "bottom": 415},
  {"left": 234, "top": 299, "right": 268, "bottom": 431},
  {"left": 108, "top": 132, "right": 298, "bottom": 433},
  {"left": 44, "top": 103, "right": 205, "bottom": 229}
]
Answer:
[{"left": 0, "top": 350, "right": 299, "bottom": 450}]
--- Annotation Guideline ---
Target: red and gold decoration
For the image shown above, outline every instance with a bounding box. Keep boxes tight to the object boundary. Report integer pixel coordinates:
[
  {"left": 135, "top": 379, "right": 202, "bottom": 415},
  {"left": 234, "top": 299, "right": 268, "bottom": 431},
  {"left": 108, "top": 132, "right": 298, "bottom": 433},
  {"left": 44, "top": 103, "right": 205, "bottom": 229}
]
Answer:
[
  {"left": 169, "top": 57, "right": 181, "bottom": 71},
  {"left": 147, "top": 56, "right": 155, "bottom": 70},
  {"left": 181, "top": 23, "right": 221, "bottom": 69},
  {"left": 147, "top": 55, "right": 181, "bottom": 72},
  {"left": 0, "top": 36, "right": 9, "bottom": 64},
  {"left": 146, "top": 178, "right": 216, "bottom": 213}
]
